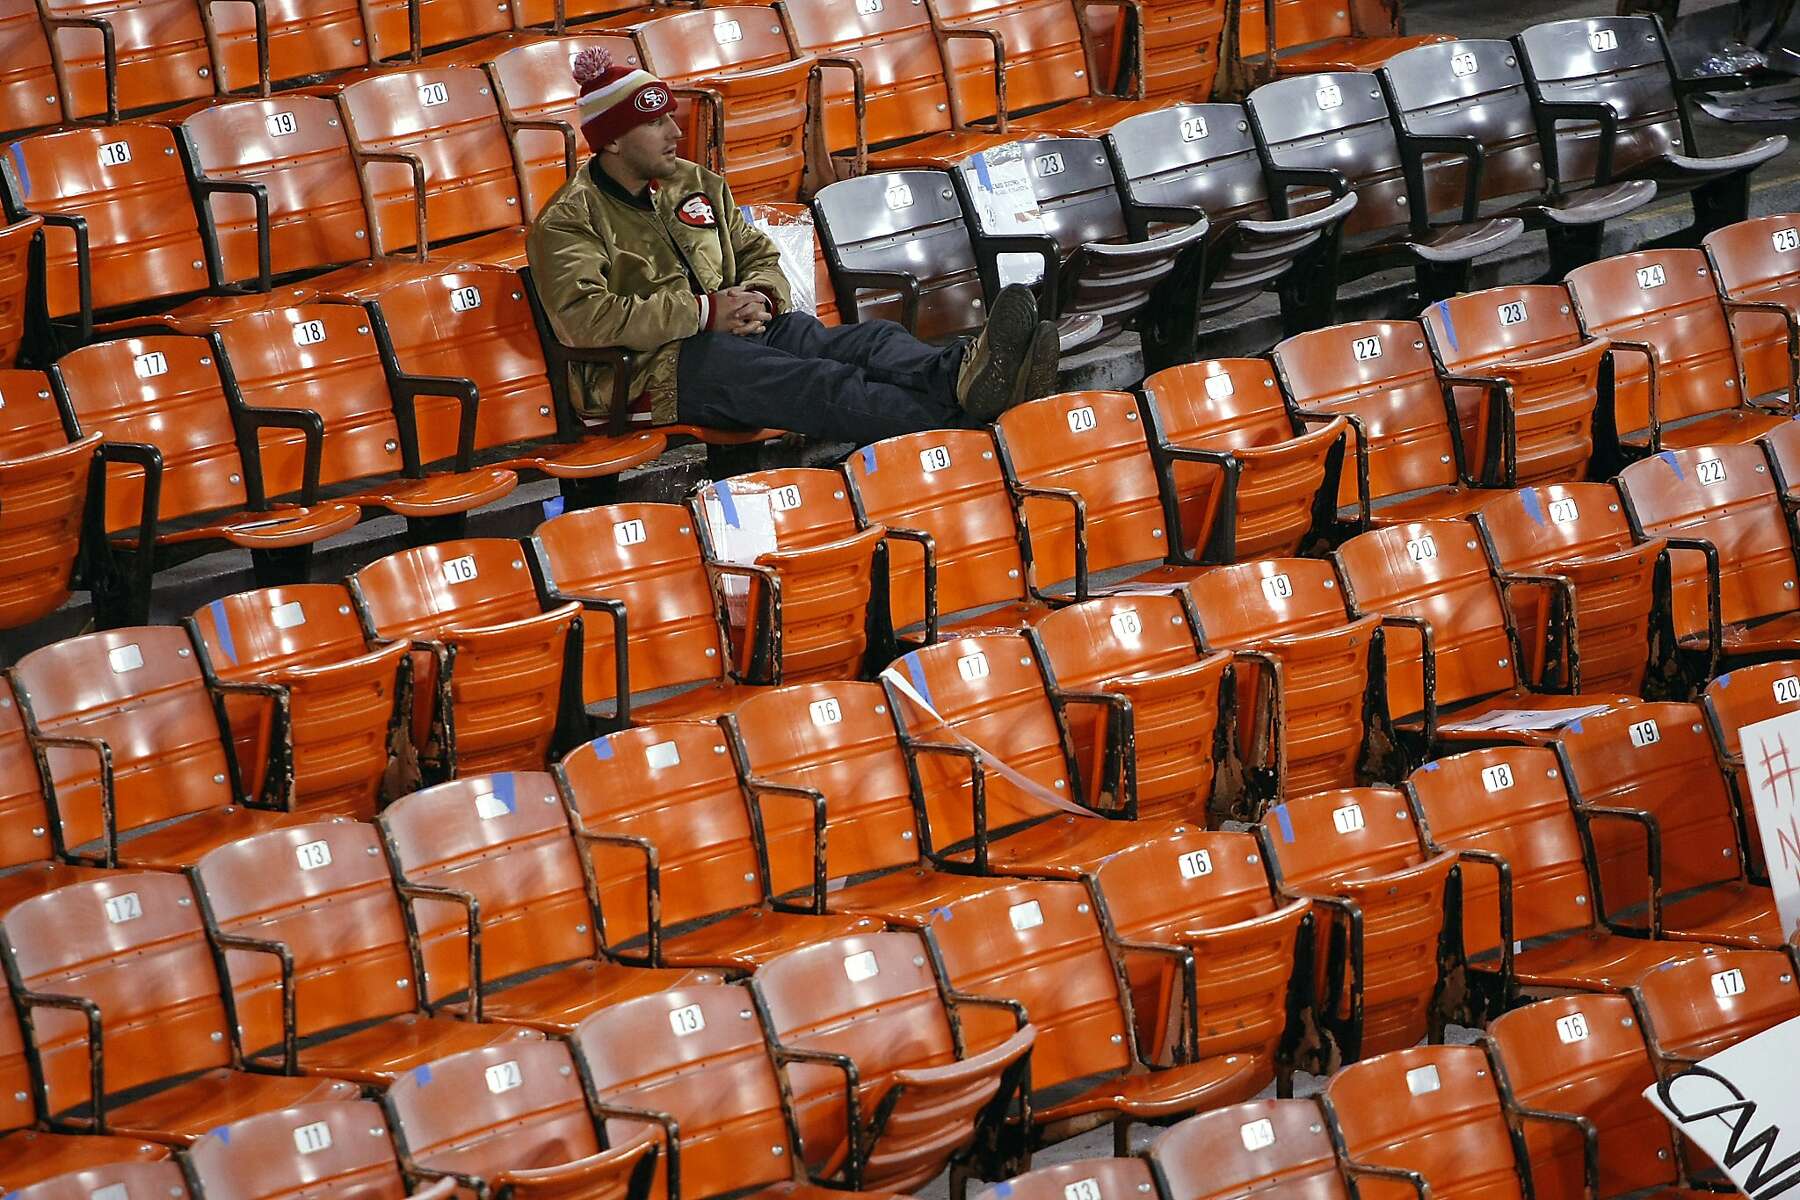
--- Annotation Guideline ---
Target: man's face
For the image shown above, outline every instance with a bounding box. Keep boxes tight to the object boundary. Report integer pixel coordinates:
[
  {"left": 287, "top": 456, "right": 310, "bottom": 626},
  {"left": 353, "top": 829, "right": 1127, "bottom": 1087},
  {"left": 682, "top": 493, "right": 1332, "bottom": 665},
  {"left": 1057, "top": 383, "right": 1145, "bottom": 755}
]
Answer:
[{"left": 608, "top": 114, "right": 682, "bottom": 181}]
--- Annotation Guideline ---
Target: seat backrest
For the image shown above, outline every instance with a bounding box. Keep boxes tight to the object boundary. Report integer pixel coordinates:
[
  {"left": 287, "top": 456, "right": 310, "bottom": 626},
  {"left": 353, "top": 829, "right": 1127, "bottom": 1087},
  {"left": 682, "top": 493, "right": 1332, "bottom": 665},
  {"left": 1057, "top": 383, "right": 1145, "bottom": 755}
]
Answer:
[
  {"left": 194, "top": 820, "right": 418, "bottom": 1058},
  {"left": 1, "top": 872, "right": 234, "bottom": 1110},
  {"left": 560, "top": 723, "right": 767, "bottom": 942},
  {"left": 975, "top": 1161, "right": 1156, "bottom": 1200},
  {"left": 337, "top": 66, "right": 524, "bottom": 256},
  {"left": 885, "top": 634, "right": 1078, "bottom": 843},
  {"left": 813, "top": 170, "right": 986, "bottom": 339},
  {"left": 1249, "top": 72, "right": 1407, "bottom": 239},
  {"left": 7, "top": 1162, "right": 189, "bottom": 1200},
  {"left": 0, "top": 371, "right": 96, "bottom": 631},
  {"left": 574, "top": 984, "right": 796, "bottom": 1196},
  {"left": 0, "top": 215, "right": 38, "bottom": 365},
  {"left": 0, "top": 2, "right": 60, "bottom": 138},
  {"left": 0, "top": 880, "right": 42, "bottom": 1134},
  {"left": 179, "top": 95, "right": 371, "bottom": 285},
  {"left": 635, "top": 6, "right": 794, "bottom": 79},
  {"left": 190, "top": 583, "right": 372, "bottom": 678},
  {"left": 213, "top": 304, "right": 411, "bottom": 496},
  {"left": 996, "top": 390, "right": 1172, "bottom": 583},
  {"left": 386, "top": 1041, "right": 607, "bottom": 1182},
  {"left": 1273, "top": 320, "right": 1462, "bottom": 511},
  {"left": 1514, "top": 15, "right": 1683, "bottom": 188},
  {"left": 56, "top": 333, "right": 250, "bottom": 531},
  {"left": 531, "top": 502, "right": 726, "bottom": 707},
  {"left": 362, "top": 0, "right": 518, "bottom": 61},
  {"left": 928, "top": 0, "right": 1090, "bottom": 122},
  {"left": 1616, "top": 443, "right": 1797, "bottom": 634},
  {"left": 845, "top": 428, "right": 1032, "bottom": 628},
  {"left": 352, "top": 537, "right": 544, "bottom": 644},
  {"left": 1703, "top": 660, "right": 1800, "bottom": 854},
  {"left": 1149, "top": 1098, "right": 1349, "bottom": 1200},
  {"left": 779, "top": 0, "right": 960, "bottom": 152},
  {"left": 379, "top": 772, "right": 603, "bottom": 1000},
  {"left": 1186, "top": 557, "right": 1353, "bottom": 642},
  {"left": 1487, "top": 993, "right": 1678, "bottom": 1200},
  {"left": 491, "top": 35, "right": 643, "bottom": 216},
  {"left": 1407, "top": 746, "right": 1592, "bottom": 951},
  {"left": 1335, "top": 519, "right": 1517, "bottom": 719},
  {"left": 1091, "top": 828, "right": 1278, "bottom": 942},
  {"left": 1703, "top": 213, "right": 1800, "bottom": 399},
  {"left": 1471, "top": 483, "right": 1636, "bottom": 574},
  {"left": 693, "top": 466, "right": 863, "bottom": 551},
  {"left": 0, "top": 676, "right": 54, "bottom": 873},
  {"left": 1556, "top": 701, "right": 1745, "bottom": 913},
  {"left": 8, "top": 123, "right": 211, "bottom": 317},
  {"left": 1238, "top": 0, "right": 1352, "bottom": 58},
  {"left": 1261, "top": 786, "right": 1429, "bottom": 891},
  {"left": 1324, "top": 1044, "right": 1525, "bottom": 1200},
  {"left": 1381, "top": 39, "right": 1548, "bottom": 213},
  {"left": 1632, "top": 949, "right": 1800, "bottom": 1062},
  {"left": 0, "top": 368, "right": 71, "bottom": 458},
  {"left": 186, "top": 1100, "right": 409, "bottom": 1200},
  {"left": 1010, "top": 138, "right": 1130, "bottom": 255},
  {"left": 206, "top": 0, "right": 369, "bottom": 93},
  {"left": 366, "top": 266, "right": 560, "bottom": 459},
  {"left": 11, "top": 626, "right": 236, "bottom": 850},
  {"left": 40, "top": 0, "right": 213, "bottom": 119},
  {"left": 925, "top": 878, "right": 1132, "bottom": 1089},
  {"left": 1565, "top": 249, "right": 1742, "bottom": 437},
  {"left": 1105, "top": 104, "right": 1276, "bottom": 234},
  {"left": 729, "top": 681, "right": 924, "bottom": 890}
]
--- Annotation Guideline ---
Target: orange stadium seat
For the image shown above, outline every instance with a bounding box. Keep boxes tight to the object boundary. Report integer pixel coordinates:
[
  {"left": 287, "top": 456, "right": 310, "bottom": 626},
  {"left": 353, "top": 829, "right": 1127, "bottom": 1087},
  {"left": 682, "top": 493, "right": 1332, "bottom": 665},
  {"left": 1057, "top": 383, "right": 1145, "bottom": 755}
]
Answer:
[
  {"left": 0, "top": 675, "right": 106, "bottom": 912},
  {"left": 384, "top": 1041, "right": 663, "bottom": 1200},
  {"left": 0, "top": 215, "right": 39, "bottom": 364},
  {"left": 349, "top": 537, "right": 582, "bottom": 776},
  {"left": 189, "top": 584, "right": 409, "bottom": 819},
  {"left": 1033, "top": 592, "right": 1243, "bottom": 819},
  {"left": 1630, "top": 948, "right": 1800, "bottom": 1064},
  {"left": 38, "top": 0, "right": 215, "bottom": 121},
  {"left": 0, "top": 370, "right": 101, "bottom": 633},
  {"left": 560, "top": 722, "right": 881, "bottom": 969},
  {"left": 529, "top": 501, "right": 759, "bottom": 721},
  {"left": 9, "top": 625, "right": 309, "bottom": 868},
  {"left": 1148, "top": 1099, "right": 1367, "bottom": 1200},
  {"left": 487, "top": 34, "right": 643, "bottom": 215},
  {"left": 192, "top": 820, "right": 538, "bottom": 1085},
  {"left": 1470, "top": 484, "right": 1664, "bottom": 697},
  {"left": 205, "top": 0, "right": 371, "bottom": 94},
  {"left": 378, "top": 771, "right": 713, "bottom": 1031},
  {"left": 1333, "top": 519, "right": 1631, "bottom": 748},
  {"left": 755, "top": 931, "right": 1036, "bottom": 1191},
  {"left": 1186, "top": 558, "right": 1384, "bottom": 797},
  {"left": 0, "top": 871, "right": 359, "bottom": 1144},
  {"left": 1700, "top": 658, "right": 1800, "bottom": 875},
  {"left": 1567, "top": 248, "right": 1792, "bottom": 454},
  {"left": 1704, "top": 213, "right": 1800, "bottom": 402},
  {"left": 1272, "top": 320, "right": 1484, "bottom": 526},
  {"left": 995, "top": 390, "right": 1211, "bottom": 595},
  {"left": 691, "top": 467, "right": 885, "bottom": 683},
  {"left": 4, "top": 1159, "right": 187, "bottom": 1200},
  {"left": 1259, "top": 787, "right": 1455, "bottom": 1061},
  {"left": 844, "top": 428, "right": 1050, "bottom": 639},
  {"left": 182, "top": 1101, "right": 428, "bottom": 1200},
  {"left": 54, "top": 333, "right": 362, "bottom": 624},
  {"left": 363, "top": 0, "right": 520, "bottom": 64},
  {"left": 1134, "top": 0, "right": 1227, "bottom": 101},
  {"left": 972, "top": 1159, "right": 1155, "bottom": 1200},
  {"left": 1105, "top": 104, "right": 1358, "bottom": 334},
  {"left": 1140, "top": 358, "right": 1348, "bottom": 562},
  {"left": 1406, "top": 745, "right": 1706, "bottom": 1017},
  {"left": 0, "top": 2, "right": 62, "bottom": 138},
  {"left": 1237, "top": 0, "right": 1451, "bottom": 78},
  {"left": 1420, "top": 285, "right": 1610, "bottom": 486},
  {"left": 1557, "top": 701, "right": 1783, "bottom": 949},
  {"left": 632, "top": 6, "right": 815, "bottom": 203}
]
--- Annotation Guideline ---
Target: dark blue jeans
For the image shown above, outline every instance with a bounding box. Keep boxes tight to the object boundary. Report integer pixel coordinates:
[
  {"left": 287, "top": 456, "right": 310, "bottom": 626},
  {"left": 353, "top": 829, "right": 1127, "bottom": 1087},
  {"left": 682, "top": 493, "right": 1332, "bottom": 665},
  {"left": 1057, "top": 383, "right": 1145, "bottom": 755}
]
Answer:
[{"left": 676, "top": 313, "right": 974, "bottom": 442}]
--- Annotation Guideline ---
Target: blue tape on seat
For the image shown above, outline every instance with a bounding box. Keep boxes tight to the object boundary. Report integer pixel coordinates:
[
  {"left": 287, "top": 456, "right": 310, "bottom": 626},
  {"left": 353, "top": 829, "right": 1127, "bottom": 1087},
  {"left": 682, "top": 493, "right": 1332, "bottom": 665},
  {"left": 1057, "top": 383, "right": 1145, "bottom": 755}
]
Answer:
[
  {"left": 1273, "top": 803, "right": 1294, "bottom": 843},
  {"left": 903, "top": 654, "right": 933, "bottom": 707},
  {"left": 717, "top": 482, "right": 741, "bottom": 528},
  {"left": 491, "top": 773, "right": 517, "bottom": 812},
  {"left": 207, "top": 599, "right": 237, "bottom": 666},
  {"left": 1659, "top": 450, "right": 1684, "bottom": 479},
  {"left": 971, "top": 152, "right": 992, "bottom": 191},
  {"left": 1519, "top": 486, "right": 1545, "bottom": 527},
  {"left": 859, "top": 445, "right": 877, "bottom": 474},
  {"left": 1432, "top": 300, "right": 1457, "bottom": 351},
  {"left": 594, "top": 737, "right": 615, "bottom": 759},
  {"left": 543, "top": 495, "right": 566, "bottom": 520}
]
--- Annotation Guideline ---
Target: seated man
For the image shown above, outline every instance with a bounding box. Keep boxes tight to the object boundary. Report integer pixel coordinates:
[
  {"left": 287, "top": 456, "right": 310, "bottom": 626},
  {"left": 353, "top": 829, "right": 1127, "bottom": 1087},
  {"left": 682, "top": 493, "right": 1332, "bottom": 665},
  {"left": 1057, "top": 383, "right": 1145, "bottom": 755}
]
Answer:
[{"left": 527, "top": 49, "right": 1058, "bottom": 442}]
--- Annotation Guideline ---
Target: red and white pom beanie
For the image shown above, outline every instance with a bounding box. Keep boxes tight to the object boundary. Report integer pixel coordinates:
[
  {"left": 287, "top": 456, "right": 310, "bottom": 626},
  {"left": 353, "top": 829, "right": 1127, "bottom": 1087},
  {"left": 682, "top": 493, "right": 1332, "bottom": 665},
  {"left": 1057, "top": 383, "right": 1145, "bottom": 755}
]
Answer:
[{"left": 573, "top": 46, "right": 676, "bottom": 155}]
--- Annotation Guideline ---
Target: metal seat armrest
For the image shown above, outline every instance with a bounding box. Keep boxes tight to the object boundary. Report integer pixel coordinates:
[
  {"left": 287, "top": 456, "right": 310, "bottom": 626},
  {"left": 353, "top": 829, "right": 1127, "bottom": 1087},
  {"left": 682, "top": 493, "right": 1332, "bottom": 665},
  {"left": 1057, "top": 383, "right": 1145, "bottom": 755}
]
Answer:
[
  {"left": 1573, "top": 804, "right": 1664, "bottom": 937},
  {"left": 394, "top": 881, "right": 484, "bottom": 1019},
  {"left": 1010, "top": 483, "right": 1088, "bottom": 601},
  {"left": 742, "top": 776, "right": 829, "bottom": 914},
  {"left": 211, "top": 930, "right": 298, "bottom": 1073},
  {"left": 935, "top": 26, "right": 1009, "bottom": 132},
  {"left": 571, "top": 828, "right": 663, "bottom": 967}
]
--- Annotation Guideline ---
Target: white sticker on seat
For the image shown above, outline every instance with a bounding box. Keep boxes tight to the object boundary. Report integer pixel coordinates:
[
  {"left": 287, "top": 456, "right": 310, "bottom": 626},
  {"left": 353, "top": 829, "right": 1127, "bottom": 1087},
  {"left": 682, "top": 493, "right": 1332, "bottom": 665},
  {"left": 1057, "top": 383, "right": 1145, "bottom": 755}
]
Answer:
[
  {"left": 91, "top": 1184, "right": 128, "bottom": 1200},
  {"left": 843, "top": 950, "right": 880, "bottom": 981},
  {"left": 1712, "top": 967, "right": 1747, "bottom": 997},
  {"left": 810, "top": 697, "right": 843, "bottom": 726},
  {"left": 884, "top": 182, "right": 914, "bottom": 210},
  {"left": 919, "top": 445, "right": 951, "bottom": 473},
  {"left": 449, "top": 285, "right": 482, "bottom": 312},
  {"left": 1405, "top": 1064, "right": 1441, "bottom": 1095},
  {"left": 108, "top": 643, "right": 144, "bottom": 674},
  {"left": 1260, "top": 573, "right": 1293, "bottom": 602},
  {"left": 1180, "top": 115, "right": 1209, "bottom": 141},
  {"left": 1481, "top": 763, "right": 1514, "bottom": 792},
  {"left": 957, "top": 651, "right": 990, "bottom": 681},
  {"left": 713, "top": 17, "right": 743, "bottom": 41},
  {"left": 1498, "top": 300, "right": 1526, "bottom": 326},
  {"left": 1315, "top": 82, "right": 1343, "bottom": 109},
  {"left": 1064, "top": 1181, "right": 1101, "bottom": 1200},
  {"left": 1406, "top": 534, "right": 1438, "bottom": 562},
  {"left": 99, "top": 140, "right": 132, "bottom": 167},
  {"left": 1697, "top": 458, "right": 1727, "bottom": 485},
  {"left": 1548, "top": 497, "right": 1580, "bottom": 523},
  {"left": 484, "top": 1060, "right": 523, "bottom": 1093},
  {"left": 771, "top": 484, "right": 803, "bottom": 511},
  {"left": 1636, "top": 263, "right": 1666, "bottom": 289},
  {"left": 646, "top": 740, "right": 682, "bottom": 769},
  {"left": 293, "top": 1120, "right": 333, "bottom": 1153},
  {"left": 1352, "top": 334, "right": 1381, "bottom": 361},
  {"left": 1066, "top": 405, "right": 1097, "bottom": 433},
  {"left": 1555, "top": 1012, "right": 1589, "bottom": 1043},
  {"left": 1204, "top": 371, "right": 1234, "bottom": 399},
  {"left": 1628, "top": 718, "right": 1660, "bottom": 748},
  {"left": 441, "top": 554, "right": 478, "bottom": 585},
  {"left": 1775, "top": 228, "right": 1800, "bottom": 253},
  {"left": 669, "top": 1003, "right": 706, "bottom": 1035},
  {"left": 293, "top": 319, "right": 327, "bottom": 346},
  {"left": 1775, "top": 675, "right": 1800, "bottom": 704},
  {"left": 613, "top": 518, "right": 647, "bottom": 546},
  {"left": 475, "top": 791, "right": 511, "bottom": 820},
  {"left": 1178, "top": 848, "right": 1213, "bottom": 878},
  {"left": 1239, "top": 1117, "right": 1276, "bottom": 1151},
  {"left": 1451, "top": 51, "right": 1479, "bottom": 77},
  {"left": 856, "top": 0, "right": 884, "bottom": 12},
  {"left": 1109, "top": 608, "right": 1142, "bottom": 639},
  {"left": 105, "top": 892, "right": 142, "bottom": 924},
  {"left": 133, "top": 351, "right": 168, "bottom": 379},
  {"left": 1008, "top": 899, "right": 1044, "bottom": 930},
  {"left": 1588, "top": 27, "right": 1618, "bottom": 51},
  {"left": 418, "top": 81, "right": 450, "bottom": 106},
  {"left": 295, "top": 839, "right": 333, "bottom": 871},
  {"left": 1332, "top": 803, "right": 1366, "bottom": 834},
  {"left": 1034, "top": 152, "right": 1066, "bottom": 178},
  {"left": 266, "top": 110, "right": 299, "bottom": 138}
]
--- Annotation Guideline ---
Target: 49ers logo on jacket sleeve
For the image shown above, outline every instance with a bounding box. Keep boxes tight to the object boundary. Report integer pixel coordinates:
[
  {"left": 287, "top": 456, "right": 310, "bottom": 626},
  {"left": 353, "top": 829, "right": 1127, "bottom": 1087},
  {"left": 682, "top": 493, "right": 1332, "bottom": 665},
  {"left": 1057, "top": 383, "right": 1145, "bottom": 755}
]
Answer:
[{"left": 676, "top": 192, "right": 717, "bottom": 227}]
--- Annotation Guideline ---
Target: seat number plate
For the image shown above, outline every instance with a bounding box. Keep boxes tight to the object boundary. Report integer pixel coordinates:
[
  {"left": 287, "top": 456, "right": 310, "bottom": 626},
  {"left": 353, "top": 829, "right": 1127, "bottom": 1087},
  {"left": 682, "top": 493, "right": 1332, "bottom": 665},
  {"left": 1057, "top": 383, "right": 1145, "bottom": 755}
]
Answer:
[
  {"left": 1315, "top": 82, "right": 1343, "bottom": 110},
  {"left": 449, "top": 285, "right": 483, "bottom": 312},
  {"left": 293, "top": 319, "right": 327, "bottom": 346},
  {"left": 810, "top": 697, "right": 843, "bottom": 726},
  {"left": 1775, "top": 675, "right": 1800, "bottom": 704},
  {"left": 1776, "top": 228, "right": 1800, "bottom": 253},
  {"left": 484, "top": 1060, "right": 523, "bottom": 1093},
  {"left": 1588, "top": 28, "right": 1618, "bottom": 52},
  {"left": 1035, "top": 152, "right": 1066, "bottom": 177},
  {"left": 1697, "top": 458, "right": 1727, "bottom": 485},
  {"left": 1261, "top": 572, "right": 1294, "bottom": 601},
  {"left": 714, "top": 17, "right": 742, "bottom": 41},
  {"left": 1067, "top": 405, "right": 1096, "bottom": 432},
  {"left": 1636, "top": 264, "right": 1666, "bottom": 289},
  {"left": 1352, "top": 335, "right": 1381, "bottom": 361},
  {"left": 645, "top": 740, "right": 682, "bottom": 769},
  {"left": 99, "top": 140, "right": 132, "bottom": 167},
  {"left": 770, "top": 484, "right": 802, "bottom": 511},
  {"left": 293, "top": 1120, "right": 333, "bottom": 1154},
  {"left": 1712, "top": 968, "right": 1747, "bottom": 997},
  {"left": 104, "top": 892, "right": 143, "bottom": 924},
  {"left": 272, "top": 600, "right": 308, "bottom": 628},
  {"left": 475, "top": 790, "right": 512, "bottom": 819},
  {"left": 1008, "top": 899, "right": 1044, "bottom": 930},
  {"left": 109, "top": 643, "right": 144, "bottom": 673},
  {"left": 1548, "top": 496, "right": 1580, "bottom": 523},
  {"left": 843, "top": 950, "right": 880, "bottom": 981},
  {"left": 957, "top": 651, "right": 989, "bottom": 681},
  {"left": 1481, "top": 763, "right": 1514, "bottom": 792},
  {"left": 1178, "top": 848, "right": 1213, "bottom": 878},
  {"left": 1405, "top": 1064, "right": 1442, "bottom": 1095},
  {"left": 1064, "top": 1182, "right": 1101, "bottom": 1200},
  {"left": 133, "top": 352, "right": 168, "bottom": 379},
  {"left": 442, "top": 554, "right": 479, "bottom": 584},
  {"left": 1180, "top": 115, "right": 1208, "bottom": 141},
  {"left": 1240, "top": 1118, "right": 1276, "bottom": 1151},
  {"left": 884, "top": 182, "right": 913, "bottom": 210},
  {"left": 919, "top": 445, "right": 951, "bottom": 472},
  {"left": 418, "top": 81, "right": 450, "bottom": 107},
  {"left": 295, "top": 839, "right": 333, "bottom": 870},
  {"left": 856, "top": 0, "right": 883, "bottom": 12},
  {"left": 1204, "top": 371, "right": 1234, "bottom": 399},
  {"left": 614, "top": 518, "right": 647, "bottom": 546},
  {"left": 1628, "top": 718, "right": 1660, "bottom": 747},
  {"left": 1109, "top": 608, "right": 1142, "bottom": 638},
  {"left": 1406, "top": 534, "right": 1438, "bottom": 562},
  {"left": 267, "top": 110, "right": 299, "bottom": 137},
  {"left": 1332, "top": 803, "right": 1366, "bottom": 834},
  {"left": 669, "top": 1003, "right": 706, "bottom": 1035},
  {"left": 1451, "top": 51, "right": 1479, "bottom": 77},
  {"left": 1498, "top": 300, "right": 1526, "bottom": 326},
  {"left": 1555, "top": 1012, "right": 1590, "bottom": 1043}
]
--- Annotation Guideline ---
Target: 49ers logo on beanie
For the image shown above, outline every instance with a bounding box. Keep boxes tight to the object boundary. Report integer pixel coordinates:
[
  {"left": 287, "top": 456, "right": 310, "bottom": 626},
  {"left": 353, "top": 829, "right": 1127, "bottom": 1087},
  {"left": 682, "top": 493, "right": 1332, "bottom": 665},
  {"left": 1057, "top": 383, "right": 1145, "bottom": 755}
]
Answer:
[
  {"left": 572, "top": 47, "right": 677, "bottom": 154},
  {"left": 676, "top": 193, "right": 717, "bottom": 228}
]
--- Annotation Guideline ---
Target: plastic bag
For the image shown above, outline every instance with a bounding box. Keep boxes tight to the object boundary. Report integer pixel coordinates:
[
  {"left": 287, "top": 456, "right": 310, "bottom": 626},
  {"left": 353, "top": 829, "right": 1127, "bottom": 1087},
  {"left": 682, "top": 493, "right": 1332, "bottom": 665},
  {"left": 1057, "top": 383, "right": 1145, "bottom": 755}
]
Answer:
[
  {"left": 1696, "top": 42, "right": 1769, "bottom": 75},
  {"left": 743, "top": 204, "right": 818, "bottom": 316},
  {"left": 959, "top": 144, "right": 1048, "bottom": 288}
]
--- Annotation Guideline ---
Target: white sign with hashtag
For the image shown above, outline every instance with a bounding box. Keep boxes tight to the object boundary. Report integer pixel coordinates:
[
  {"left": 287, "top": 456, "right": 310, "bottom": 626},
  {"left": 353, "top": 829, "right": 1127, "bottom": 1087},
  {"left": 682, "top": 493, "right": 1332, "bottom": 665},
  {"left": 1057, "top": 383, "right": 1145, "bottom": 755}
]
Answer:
[{"left": 1737, "top": 710, "right": 1800, "bottom": 948}]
